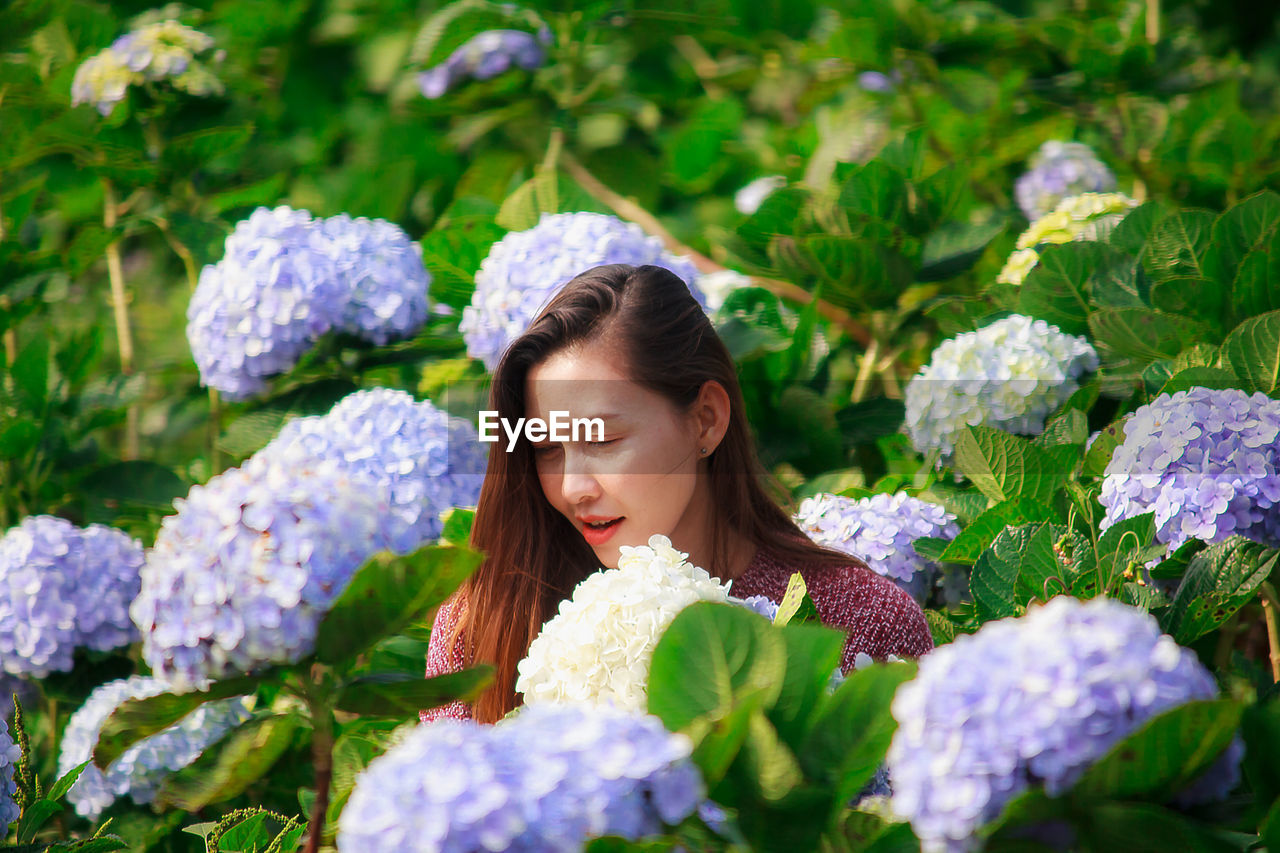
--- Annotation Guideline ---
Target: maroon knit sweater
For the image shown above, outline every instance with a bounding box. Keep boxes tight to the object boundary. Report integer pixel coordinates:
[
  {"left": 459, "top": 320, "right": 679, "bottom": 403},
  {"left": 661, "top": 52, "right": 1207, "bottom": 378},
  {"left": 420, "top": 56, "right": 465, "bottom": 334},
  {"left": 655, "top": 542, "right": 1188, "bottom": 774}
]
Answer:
[{"left": 419, "top": 543, "right": 934, "bottom": 723}]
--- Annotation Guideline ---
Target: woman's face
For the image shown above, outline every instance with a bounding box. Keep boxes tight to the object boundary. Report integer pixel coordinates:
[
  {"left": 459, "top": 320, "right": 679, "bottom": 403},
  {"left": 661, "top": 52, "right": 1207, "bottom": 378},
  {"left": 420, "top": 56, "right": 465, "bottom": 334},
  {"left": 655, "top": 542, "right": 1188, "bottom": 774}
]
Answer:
[{"left": 524, "top": 337, "right": 727, "bottom": 569}]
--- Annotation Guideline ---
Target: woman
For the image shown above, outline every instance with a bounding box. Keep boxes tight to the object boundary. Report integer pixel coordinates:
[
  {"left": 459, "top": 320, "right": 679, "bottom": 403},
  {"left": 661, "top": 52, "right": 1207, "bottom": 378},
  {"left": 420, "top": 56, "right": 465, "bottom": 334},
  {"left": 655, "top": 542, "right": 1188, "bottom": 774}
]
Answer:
[{"left": 423, "top": 263, "right": 932, "bottom": 724}]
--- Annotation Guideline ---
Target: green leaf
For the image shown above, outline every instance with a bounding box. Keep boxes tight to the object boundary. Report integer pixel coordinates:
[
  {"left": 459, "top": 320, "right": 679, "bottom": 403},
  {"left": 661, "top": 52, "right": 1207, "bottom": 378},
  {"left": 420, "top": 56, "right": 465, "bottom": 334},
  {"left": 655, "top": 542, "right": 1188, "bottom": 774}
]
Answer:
[
  {"left": 647, "top": 602, "right": 787, "bottom": 733},
  {"left": 918, "top": 216, "right": 1005, "bottom": 283},
  {"left": 158, "top": 714, "right": 302, "bottom": 811},
  {"left": 1071, "top": 802, "right": 1243, "bottom": 853},
  {"left": 47, "top": 760, "right": 90, "bottom": 802},
  {"left": 1155, "top": 367, "right": 1241, "bottom": 398},
  {"left": 924, "top": 609, "right": 956, "bottom": 645},
  {"left": 799, "top": 662, "right": 917, "bottom": 808},
  {"left": 662, "top": 98, "right": 745, "bottom": 192},
  {"left": 94, "top": 677, "right": 260, "bottom": 769},
  {"left": 218, "top": 379, "right": 360, "bottom": 458},
  {"left": 737, "top": 710, "right": 804, "bottom": 801},
  {"left": 1242, "top": 696, "right": 1280, "bottom": 805},
  {"left": 79, "top": 461, "right": 187, "bottom": 511},
  {"left": 420, "top": 218, "right": 506, "bottom": 310},
  {"left": 1017, "top": 242, "right": 1095, "bottom": 335},
  {"left": 838, "top": 161, "right": 909, "bottom": 226},
  {"left": 1107, "top": 200, "right": 1171, "bottom": 256},
  {"left": 970, "top": 524, "right": 1034, "bottom": 622},
  {"left": 766, "top": 622, "right": 845, "bottom": 747},
  {"left": 11, "top": 335, "right": 49, "bottom": 407},
  {"left": 952, "top": 426, "right": 1072, "bottom": 505},
  {"left": 1088, "top": 308, "right": 1209, "bottom": 363},
  {"left": 835, "top": 398, "right": 905, "bottom": 446},
  {"left": 1222, "top": 310, "right": 1280, "bottom": 396},
  {"left": 774, "top": 572, "right": 821, "bottom": 627},
  {"left": 1161, "top": 538, "right": 1280, "bottom": 644},
  {"left": 438, "top": 508, "right": 475, "bottom": 548},
  {"left": 335, "top": 667, "right": 493, "bottom": 717},
  {"left": 1083, "top": 415, "right": 1130, "bottom": 478},
  {"left": 1204, "top": 190, "right": 1280, "bottom": 290},
  {"left": 1094, "top": 512, "right": 1156, "bottom": 590},
  {"left": 1014, "top": 523, "right": 1091, "bottom": 605},
  {"left": 16, "top": 800, "right": 62, "bottom": 844},
  {"left": 939, "top": 498, "right": 1058, "bottom": 565},
  {"left": 315, "top": 543, "right": 483, "bottom": 664},
  {"left": 0, "top": 420, "right": 41, "bottom": 460},
  {"left": 1230, "top": 245, "right": 1280, "bottom": 319},
  {"left": 495, "top": 169, "right": 605, "bottom": 232},
  {"left": 1034, "top": 409, "right": 1089, "bottom": 448},
  {"left": 1145, "top": 210, "right": 1224, "bottom": 324},
  {"left": 1072, "top": 699, "right": 1244, "bottom": 801}
]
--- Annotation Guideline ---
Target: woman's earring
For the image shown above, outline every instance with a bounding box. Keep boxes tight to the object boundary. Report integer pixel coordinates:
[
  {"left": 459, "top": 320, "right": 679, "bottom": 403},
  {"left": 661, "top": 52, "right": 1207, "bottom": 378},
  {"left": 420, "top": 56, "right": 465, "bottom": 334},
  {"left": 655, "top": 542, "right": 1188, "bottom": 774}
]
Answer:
[{"left": 700, "top": 447, "right": 708, "bottom": 455}]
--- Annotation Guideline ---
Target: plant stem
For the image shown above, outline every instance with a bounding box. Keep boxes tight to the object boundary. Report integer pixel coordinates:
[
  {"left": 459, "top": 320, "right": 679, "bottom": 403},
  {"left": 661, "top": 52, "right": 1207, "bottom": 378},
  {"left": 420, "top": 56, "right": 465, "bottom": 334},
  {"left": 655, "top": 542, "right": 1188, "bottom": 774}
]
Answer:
[
  {"left": 303, "top": 679, "right": 335, "bottom": 853},
  {"left": 102, "top": 178, "right": 140, "bottom": 460},
  {"left": 1260, "top": 582, "right": 1280, "bottom": 682},
  {"left": 558, "top": 150, "right": 873, "bottom": 346},
  {"left": 850, "top": 337, "right": 880, "bottom": 404}
]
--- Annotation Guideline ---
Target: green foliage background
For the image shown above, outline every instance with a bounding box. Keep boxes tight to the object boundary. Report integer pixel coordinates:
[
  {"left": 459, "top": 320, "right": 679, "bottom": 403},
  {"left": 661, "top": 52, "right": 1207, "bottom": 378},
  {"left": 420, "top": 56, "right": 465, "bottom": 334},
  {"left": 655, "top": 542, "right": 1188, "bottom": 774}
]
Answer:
[{"left": 3, "top": 0, "right": 1280, "bottom": 850}]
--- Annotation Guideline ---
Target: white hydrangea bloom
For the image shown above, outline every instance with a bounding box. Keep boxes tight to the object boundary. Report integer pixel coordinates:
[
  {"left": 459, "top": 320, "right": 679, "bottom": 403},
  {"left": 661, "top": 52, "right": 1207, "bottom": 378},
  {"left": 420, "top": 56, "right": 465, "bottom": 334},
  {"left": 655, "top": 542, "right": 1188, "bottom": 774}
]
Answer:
[
  {"left": 515, "top": 535, "right": 732, "bottom": 710},
  {"left": 996, "top": 193, "right": 1138, "bottom": 286},
  {"left": 734, "top": 175, "right": 787, "bottom": 215},
  {"left": 904, "top": 314, "right": 1098, "bottom": 459},
  {"left": 698, "top": 269, "right": 754, "bottom": 314}
]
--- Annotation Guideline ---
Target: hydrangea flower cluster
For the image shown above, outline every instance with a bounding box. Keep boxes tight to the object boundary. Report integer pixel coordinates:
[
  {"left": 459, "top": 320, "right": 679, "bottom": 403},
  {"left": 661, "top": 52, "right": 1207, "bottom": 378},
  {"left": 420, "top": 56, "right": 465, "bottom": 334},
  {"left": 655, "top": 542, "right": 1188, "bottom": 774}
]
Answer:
[
  {"left": 0, "top": 516, "right": 143, "bottom": 678},
  {"left": 887, "top": 596, "right": 1242, "bottom": 853},
  {"left": 0, "top": 717, "right": 16, "bottom": 835},
  {"left": 1099, "top": 387, "right": 1280, "bottom": 551},
  {"left": 793, "top": 492, "right": 960, "bottom": 602},
  {"left": 997, "top": 193, "right": 1139, "bottom": 286},
  {"left": 460, "top": 212, "right": 705, "bottom": 370},
  {"left": 57, "top": 675, "right": 252, "bottom": 820},
  {"left": 1015, "top": 142, "right": 1117, "bottom": 221},
  {"left": 904, "top": 314, "right": 1099, "bottom": 458},
  {"left": 71, "top": 20, "right": 223, "bottom": 116},
  {"left": 515, "top": 534, "right": 732, "bottom": 710},
  {"left": 418, "top": 28, "right": 552, "bottom": 99},
  {"left": 260, "top": 388, "right": 486, "bottom": 554},
  {"left": 187, "top": 206, "right": 432, "bottom": 399},
  {"left": 734, "top": 175, "right": 787, "bottom": 215},
  {"left": 336, "top": 703, "right": 703, "bottom": 852},
  {"left": 133, "top": 387, "right": 484, "bottom": 690},
  {"left": 131, "top": 453, "right": 396, "bottom": 690}
]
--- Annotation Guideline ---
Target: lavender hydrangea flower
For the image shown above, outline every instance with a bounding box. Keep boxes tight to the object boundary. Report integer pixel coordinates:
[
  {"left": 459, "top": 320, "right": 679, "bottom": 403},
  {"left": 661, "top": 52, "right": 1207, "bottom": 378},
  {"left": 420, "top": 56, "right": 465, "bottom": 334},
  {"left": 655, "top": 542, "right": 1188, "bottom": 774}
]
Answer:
[
  {"left": 734, "top": 175, "right": 787, "bottom": 215},
  {"left": 0, "top": 717, "right": 17, "bottom": 835},
  {"left": 71, "top": 20, "right": 222, "bottom": 116},
  {"left": 187, "top": 206, "right": 346, "bottom": 400},
  {"left": 1099, "top": 387, "right": 1280, "bottom": 551},
  {"left": 318, "top": 214, "right": 432, "bottom": 345},
  {"left": 188, "top": 207, "right": 434, "bottom": 398},
  {"left": 1015, "top": 142, "right": 1117, "bottom": 221},
  {"left": 57, "top": 675, "right": 252, "bottom": 820},
  {"left": 336, "top": 703, "right": 703, "bottom": 852},
  {"left": 887, "top": 596, "right": 1242, "bottom": 853},
  {"left": 0, "top": 516, "right": 143, "bottom": 678},
  {"left": 130, "top": 452, "right": 401, "bottom": 690},
  {"left": 734, "top": 594, "right": 780, "bottom": 621},
  {"left": 904, "top": 315, "right": 1098, "bottom": 459},
  {"left": 460, "top": 212, "right": 706, "bottom": 370},
  {"left": 793, "top": 492, "right": 959, "bottom": 602},
  {"left": 259, "top": 388, "right": 486, "bottom": 554},
  {"left": 418, "top": 28, "right": 552, "bottom": 99}
]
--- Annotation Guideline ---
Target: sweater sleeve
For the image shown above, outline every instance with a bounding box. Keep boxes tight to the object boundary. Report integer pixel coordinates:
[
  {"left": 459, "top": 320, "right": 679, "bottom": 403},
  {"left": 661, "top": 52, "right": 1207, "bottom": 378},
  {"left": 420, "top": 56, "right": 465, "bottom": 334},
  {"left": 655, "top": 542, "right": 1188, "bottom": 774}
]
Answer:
[
  {"left": 803, "top": 564, "right": 935, "bottom": 673},
  {"left": 419, "top": 591, "right": 474, "bottom": 724}
]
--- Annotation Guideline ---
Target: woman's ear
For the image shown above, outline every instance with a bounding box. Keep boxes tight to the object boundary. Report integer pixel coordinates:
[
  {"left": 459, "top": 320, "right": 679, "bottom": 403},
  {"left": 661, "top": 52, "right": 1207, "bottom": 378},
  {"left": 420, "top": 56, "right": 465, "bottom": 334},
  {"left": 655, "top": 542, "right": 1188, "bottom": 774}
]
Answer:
[{"left": 692, "top": 380, "right": 731, "bottom": 452}]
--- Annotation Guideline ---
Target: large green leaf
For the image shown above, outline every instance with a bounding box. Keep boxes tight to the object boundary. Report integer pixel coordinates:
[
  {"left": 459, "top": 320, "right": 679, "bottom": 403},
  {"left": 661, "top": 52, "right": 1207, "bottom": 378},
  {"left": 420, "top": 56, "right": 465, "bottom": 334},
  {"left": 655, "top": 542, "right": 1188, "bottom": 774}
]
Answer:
[
  {"left": 158, "top": 713, "right": 303, "bottom": 810},
  {"left": 799, "top": 662, "right": 917, "bottom": 808},
  {"left": 1242, "top": 696, "right": 1280, "bottom": 805},
  {"left": 1230, "top": 245, "right": 1280, "bottom": 319},
  {"left": 1017, "top": 242, "right": 1094, "bottom": 335},
  {"left": 1093, "top": 512, "right": 1156, "bottom": 591},
  {"left": 765, "top": 621, "right": 844, "bottom": 747},
  {"left": 1071, "top": 699, "right": 1244, "bottom": 801},
  {"left": 1222, "top": 310, "right": 1280, "bottom": 396},
  {"left": 1083, "top": 415, "right": 1130, "bottom": 478},
  {"left": 1203, "top": 190, "right": 1280, "bottom": 292},
  {"left": 970, "top": 524, "right": 1034, "bottom": 622},
  {"left": 1070, "top": 802, "right": 1243, "bottom": 853},
  {"left": 952, "top": 426, "right": 1072, "bottom": 505},
  {"left": 939, "top": 498, "right": 1058, "bottom": 564},
  {"left": 1161, "top": 538, "right": 1279, "bottom": 644},
  {"left": 662, "top": 98, "right": 745, "bottom": 192},
  {"left": 1088, "top": 308, "right": 1209, "bottom": 363},
  {"left": 315, "top": 543, "right": 483, "bottom": 664},
  {"left": 94, "top": 677, "right": 261, "bottom": 769},
  {"left": 647, "top": 602, "right": 787, "bottom": 732},
  {"left": 335, "top": 667, "right": 494, "bottom": 717},
  {"left": 79, "top": 461, "right": 187, "bottom": 511},
  {"left": 1144, "top": 210, "right": 1224, "bottom": 325}
]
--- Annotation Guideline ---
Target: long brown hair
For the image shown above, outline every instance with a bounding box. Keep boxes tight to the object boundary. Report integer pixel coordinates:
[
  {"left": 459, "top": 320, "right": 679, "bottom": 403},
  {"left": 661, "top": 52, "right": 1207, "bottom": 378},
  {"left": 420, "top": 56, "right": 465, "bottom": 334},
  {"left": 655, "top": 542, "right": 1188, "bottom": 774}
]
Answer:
[{"left": 451, "top": 263, "right": 864, "bottom": 722}]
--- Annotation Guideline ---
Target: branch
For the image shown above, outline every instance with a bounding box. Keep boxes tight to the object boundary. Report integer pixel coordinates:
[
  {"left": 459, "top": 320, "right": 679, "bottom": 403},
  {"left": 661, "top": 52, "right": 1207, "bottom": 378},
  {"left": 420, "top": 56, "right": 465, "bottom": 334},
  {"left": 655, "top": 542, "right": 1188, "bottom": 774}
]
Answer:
[{"left": 557, "top": 150, "right": 872, "bottom": 347}]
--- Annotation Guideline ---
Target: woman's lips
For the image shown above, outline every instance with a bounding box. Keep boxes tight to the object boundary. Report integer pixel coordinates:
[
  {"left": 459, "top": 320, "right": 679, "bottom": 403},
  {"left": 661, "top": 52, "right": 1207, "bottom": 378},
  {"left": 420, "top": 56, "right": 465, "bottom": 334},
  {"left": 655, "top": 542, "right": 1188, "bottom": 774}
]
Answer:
[{"left": 581, "top": 517, "right": 623, "bottom": 545}]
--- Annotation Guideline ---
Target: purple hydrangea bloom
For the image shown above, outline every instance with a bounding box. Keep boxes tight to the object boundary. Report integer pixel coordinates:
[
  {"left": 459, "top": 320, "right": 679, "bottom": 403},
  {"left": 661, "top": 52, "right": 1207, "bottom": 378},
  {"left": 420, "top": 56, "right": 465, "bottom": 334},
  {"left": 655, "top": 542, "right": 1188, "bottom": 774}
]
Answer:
[
  {"left": 336, "top": 703, "right": 703, "bottom": 852},
  {"left": 187, "top": 206, "right": 346, "bottom": 400},
  {"left": 460, "top": 212, "right": 706, "bottom": 370},
  {"left": 1015, "top": 141, "right": 1117, "bottom": 221},
  {"left": 259, "top": 388, "right": 486, "bottom": 554},
  {"left": 318, "top": 214, "right": 432, "bottom": 346},
  {"left": 418, "top": 28, "right": 552, "bottom": 99},
  {"left": 793, "top": 492, "right": 960, "bottom": 602},
  {"left": 904, "top": 315, "right": 1099, "bottom": 459},
  {"left": 1099, "top": 387, "right": 1280, "bottom": 551},
  {"left": 733, "top": 594, "right": 780, "bottom": 621},
  {"left": 71, "top": 20, "right": 222, "bottom": 116},
  {"left": 887, "top": 596, "right": 1242, "bottom": 853},
  {"left": 188, "top": 207, "right": 434, "bottom": 399},
  {"left": 857, "top": 70, "right": 901, "bottom": 93},
  {"left": 57, "top": 675, "right": 252, "bottom": 820},
  {"left": 0, "top": 516, "right": 143, "bottom": 678},
  {"left": 130, "top": 452, "right": 402, "bottom": 690},
  {"left": 0, "top": 717, "right": 16, "bottom": 835}
]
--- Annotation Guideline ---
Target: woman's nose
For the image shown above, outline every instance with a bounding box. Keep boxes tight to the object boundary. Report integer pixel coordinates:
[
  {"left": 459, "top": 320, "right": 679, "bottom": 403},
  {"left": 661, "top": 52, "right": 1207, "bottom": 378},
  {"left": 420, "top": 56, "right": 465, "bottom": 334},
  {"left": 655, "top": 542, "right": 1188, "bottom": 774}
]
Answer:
[{"left": 560, "top": 464, "right": 602, "bottom": 505}]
